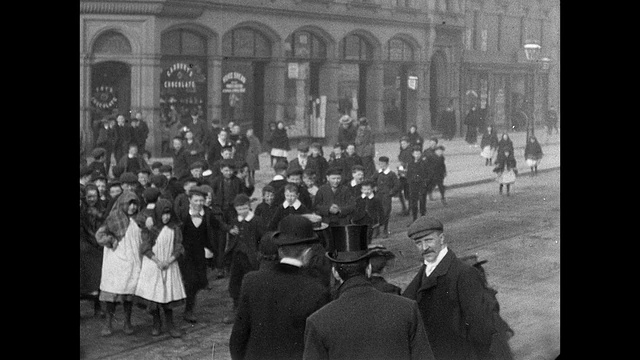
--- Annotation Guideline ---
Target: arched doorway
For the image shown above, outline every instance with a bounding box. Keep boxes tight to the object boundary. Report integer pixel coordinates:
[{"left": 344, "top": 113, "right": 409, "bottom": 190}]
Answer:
[
  {"left": 338, "top": 34, "right": 373, "bottom": 121},
  {"left": 90, "top": 30, "right": 133, "bottom": 146},
  {"left": 384, "top": 37, "right": 417, "bottom": 133},
  {"left": 222, "top": 26, "right": 273, "bottom": 140},
  {"left": 429, "top": 51, "right": 447, "bottom": 130}
]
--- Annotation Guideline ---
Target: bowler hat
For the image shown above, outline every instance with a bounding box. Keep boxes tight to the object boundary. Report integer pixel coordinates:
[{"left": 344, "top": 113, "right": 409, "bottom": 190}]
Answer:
[
  {"left": 272, "top": 215, "right": 320, "bottom": 246},
  {"left": 407, "top": 216, "right": 444, "bottom": 240},
  {"left": 325, "top": 224, "right": 373, "bottom": 263},
  {"left": 300, "top": 213, "right": 329, "bottom": 231},
  {"left": 339, "top": 115, "right": 352, "bottom": 125},
  {"left": 367, "top": 244, "right": 396, "bottom": 260}
]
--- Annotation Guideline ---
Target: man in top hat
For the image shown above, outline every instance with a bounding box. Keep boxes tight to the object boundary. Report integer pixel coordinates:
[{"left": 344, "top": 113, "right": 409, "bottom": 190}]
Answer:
[
  {"left": 402, "top": 216, "right": 497, "bottom": 360},
  {"left": 229, "top": 215, "right": 331, "bottom": 360},
  {"left": 302, "top": 224, "right": 434, "bottom": 360}
]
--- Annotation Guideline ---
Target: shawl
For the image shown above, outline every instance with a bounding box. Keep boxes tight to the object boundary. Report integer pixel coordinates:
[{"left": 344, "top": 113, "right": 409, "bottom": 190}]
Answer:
[
  {"left": 103, "top": 190, "right": 140, "bottom": 240},
  {"left": 140, "top": 198, "right": 184, "bottom": 257}
]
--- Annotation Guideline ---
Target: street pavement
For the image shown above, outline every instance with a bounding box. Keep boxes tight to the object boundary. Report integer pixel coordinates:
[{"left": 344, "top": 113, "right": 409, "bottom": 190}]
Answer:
[{"left": 80, "top": 127, "right": 560, "bottom": 360}]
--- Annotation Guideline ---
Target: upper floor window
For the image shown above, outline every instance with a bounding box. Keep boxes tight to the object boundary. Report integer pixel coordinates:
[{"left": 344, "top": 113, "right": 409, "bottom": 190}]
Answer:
[
  {"left": 285, "top": 31, "right": 327, "bottom": 60},
  {"left": 388, "top": 38, "right": 414, "bottom": 61},
  {"left": 161, "top": 29, "right": 206, "bottom": 56},
  {"left": 342, "top": 34, "right": 373, "bottom": 61},
  {"left": 222, "top": 28, "right": 271, "bottom": 58},
  {"left": 93, "top": 30, "right": 132, "bottom": 55}
]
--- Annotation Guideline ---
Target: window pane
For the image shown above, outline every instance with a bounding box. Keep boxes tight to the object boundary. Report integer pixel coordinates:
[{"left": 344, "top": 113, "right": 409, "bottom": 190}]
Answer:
[
  {"left": 181, "top": 31, "right": 206, "bottom": 56},
  {"left": 234, "top": 29, "right": 255, "bottom": 57},
  {"left": 389, "top": 39, "right": 403, "bottom": 61},
  {"left": 161, "top": 31, "right": 181, "bottom": 55},
  {"left": 254, "top": 31, "right": 271, "bottom": 58},
  {"left": 311, "top": 36, "right": 326, "bottom": 59},
  {"left": 403, "top": 43, "right": 414, "bottom": 61},
  {"left": 295, "top": 32, "right": 311, "bottom": 58},
  {"left": 344, "top": 35, "right": 361, "bottom": 60},
  {"left": 94, "top": 31, "right": 132, "bottom": 55}
]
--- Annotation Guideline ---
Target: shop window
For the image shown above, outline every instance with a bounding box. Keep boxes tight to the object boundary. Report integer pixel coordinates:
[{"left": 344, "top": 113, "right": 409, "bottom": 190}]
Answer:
[{"left": 93, "top": 30, "right": 132, "bottom": 55}]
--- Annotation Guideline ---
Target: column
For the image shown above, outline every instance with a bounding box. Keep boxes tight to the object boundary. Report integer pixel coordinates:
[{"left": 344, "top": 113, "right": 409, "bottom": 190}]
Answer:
[
  {"left": 418, "top": 60, "right": 432, "bottom": 135},
  {"left": 80, "top": 53, "right": 92, "bottom": 155},
  {"left": 209, "top": 56, "right": 223, "bottom": 127},
  {"left": 263, "top": 59, "right": 287, "bottom": 138},
  {"left": 138, "top": 55, "right": 163, "bottom": 156},
  {"left": 319, "top": 60, "right": 340, "bottom": 144},
  {"left": 365, "top": 61, "right": 385, "bottom": 133}
]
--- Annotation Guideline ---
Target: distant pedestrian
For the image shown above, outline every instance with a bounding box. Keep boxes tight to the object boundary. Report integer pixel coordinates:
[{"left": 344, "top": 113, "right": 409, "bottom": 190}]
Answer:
[
  {"left": 230, "top": 124, "right": 250, "bottom": 163},
  {"left": 264, "top": 121, "right": 277, "bottom": 166},
  {"left": 464, "top": 105, "right": 480, "bottom": 146},
  {"left": 546, "top": 105, "right": 559, "bottom": 135},
  {"left": 307, "top": 142, "right": 328, "bottom": 185},
  {"left": 396, "top": 136, "right": 412, "bottom": 216},
  {"left": 342, "top": 144, "right": 363, "bottom": 184},
  {"left": 337, "top": 115, "right": 357, "bottom": 147},
  {"left": 496, "top": 133, "right": 515, "bottom": 156},
  {"left": 355, "top": 117, "right": 376, "bottom": 178},
  {"left": 88, "top": 147, "right": 109, "bottom": 179},
  {"left": 407, "top": 146, "right": 428, "bottom": 221},
  {"left": 80, "top": 184, "right": 106, "bottom": 317},
  {"left": 480, "top": 125, "right": 499, "bottom": 166},
  {"left": 427, "top": 145, "right": 447, "bottom": 206},
  {"left": 327, "top": 143, "right": 347, "bottom": 179},
  {"left": 207, "top": 127, "right": 234, "bottom": 170},
  {"left": 371, "top": 156, "right": 400, "bottom": 239},
  {"left": 181, "top": 128, "right": 206, "bottom": 168},
  {"left": 117, "top": 143, "right": 150, "bottom": 175},
  {"left": 254, "top": 185, "right": 278, "bottom": 228},
  {"left": 303, "top": 224, "right": 435, "bottom": 360},
  {"left": 303, "top": 169, "right": 320, "bottom": 204},
  {"left": 134, "top": 198, "right": 186, "bottom": 338},
  {"left": 113, "top": 114, "right": 133, "bottom": 163},
  {"left": 95, "top": 117, "right": 117, "bottom": 173},
  {"left": 270, "top": 121, "right": 290, "bottom": 166},
  {"left": 313, "top": 167, "right": 356, "bottom": 226},
  {"left": 493, "top": 149, "right": 518, "bottom": 196},
  {"left": 524, "top": 136, "right": 543, "bottom": 176},
  {"left": 130, "top": 111, "right": 149, "bottom": 153},
  {"left": 407, "top": 124, "right": 424, "bottom": 151},
  {"left": 350, "top": 179, "right": 383, "bottom": 242},
  {"left": 440, "top": 100, "right": 457, "bottom": 140},
  {"left": 288, "top": 142, "right": 311, "bottom": 173},
  {"left": 245, "top": 128, "right": 261, "bottom": 178}
]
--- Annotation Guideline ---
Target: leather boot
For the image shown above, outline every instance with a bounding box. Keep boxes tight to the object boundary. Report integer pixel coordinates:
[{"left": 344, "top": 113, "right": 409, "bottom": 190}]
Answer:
[
  {"left": 151, "top": 309, "right": 162, "bottom": 336},
  {"left": 164, "top": 309, "right": 184, "bottom": 338},
  {"left": 101, "top": 302, "right": 115, "bottom": 337},
  {"left": 123, "top": 301, "right": 135, "bottom": 335}
]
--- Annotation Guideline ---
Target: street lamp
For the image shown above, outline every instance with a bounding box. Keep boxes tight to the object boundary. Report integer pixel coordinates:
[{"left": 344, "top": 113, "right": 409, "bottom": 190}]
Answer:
[{"left": 523, "top": 40, "right": 542, "bottom": 140}]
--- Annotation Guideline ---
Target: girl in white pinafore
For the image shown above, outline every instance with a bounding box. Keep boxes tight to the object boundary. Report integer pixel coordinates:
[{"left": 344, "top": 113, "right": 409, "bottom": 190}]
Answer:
[
  {"left": 95, "top": 191, "right": 144, "bottom": 336},
  {"left": 134, "top": 198, "right": 186, "bottom": 337}
]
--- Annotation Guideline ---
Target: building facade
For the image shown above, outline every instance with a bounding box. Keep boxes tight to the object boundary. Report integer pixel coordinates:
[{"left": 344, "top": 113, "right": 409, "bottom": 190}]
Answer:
[{"left": 80, "top": 0, "right": 559, "bottom": 156}]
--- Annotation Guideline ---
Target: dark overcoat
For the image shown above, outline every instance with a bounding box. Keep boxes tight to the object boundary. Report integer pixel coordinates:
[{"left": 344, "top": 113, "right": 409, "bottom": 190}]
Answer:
[
  {"left": 229, "top": 263, "right": 331, "bottom": 360},
  {"left": 313, "top": 184, "right": 356, "bottom": 226},
  {"left": 303, "top": 276, "right": 434, "bottom": 360},
  {"left": 402, "top": 249, "right": 495, "bottom": 360}
]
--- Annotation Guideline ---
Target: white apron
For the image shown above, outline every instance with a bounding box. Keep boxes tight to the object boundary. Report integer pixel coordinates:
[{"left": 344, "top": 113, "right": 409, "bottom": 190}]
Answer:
[
  {"left": 134, "top": 226, "right": 186, "bottom": 304},
  {"left": 100, "top": 220, "right": 143, "bottom": 295},
  {"left": 480, "top": 146, "right": 495, "bottom": 159},
  {"left": 525, "top": 158, "right": 540, "bottom": 167}
]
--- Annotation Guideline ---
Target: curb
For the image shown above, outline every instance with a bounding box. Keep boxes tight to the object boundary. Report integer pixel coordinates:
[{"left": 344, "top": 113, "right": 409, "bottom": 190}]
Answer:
[{"left": 447, "top": 166, "right": 560, "bottom": 190}]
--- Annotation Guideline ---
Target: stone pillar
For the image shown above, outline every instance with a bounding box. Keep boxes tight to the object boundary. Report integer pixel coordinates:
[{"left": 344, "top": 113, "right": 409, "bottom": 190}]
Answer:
[
  {"left": 418, "top": 60, "right": 432, "bottom": 135},
  {"left": 263, "top": 59, "right": 287, "bottom": 138},
  {"left": 80, "top": 53, "right": 92, "bottom": 155},
  {"left": 365, "top": 61, "right": 385, "bottom": 134},
  {"left": 139, "top": 55, "right": 163, "bottom": 157},
  {"left": 319, "top": 60, "right": 340, "bottom": 145},
  {"left": 209, "top": 56, "right": 223, "bottom": 127}
]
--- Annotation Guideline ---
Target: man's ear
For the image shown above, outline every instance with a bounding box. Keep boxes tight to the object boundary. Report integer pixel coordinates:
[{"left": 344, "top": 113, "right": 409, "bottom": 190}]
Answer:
[{"left": 331, "top": 265, "right": 342, "bottom": 283}]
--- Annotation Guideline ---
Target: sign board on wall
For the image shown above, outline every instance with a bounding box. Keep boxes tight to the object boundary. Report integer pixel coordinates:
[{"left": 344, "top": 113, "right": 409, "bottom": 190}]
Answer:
[
  {"left": 288, "top": 63, "right": 299, "bottom": 79},
  {"left": 222, "top": 72, "right": 246, "bottom": 93},
  {"left": 408, "top": 76, "right": 418, "bottom": 90}
]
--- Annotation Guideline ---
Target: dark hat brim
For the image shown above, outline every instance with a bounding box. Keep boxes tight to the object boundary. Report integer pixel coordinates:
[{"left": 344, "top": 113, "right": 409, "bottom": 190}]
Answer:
[
  {"left": 271, "top": 231, "right": 319, "bottom": 246},
  {"left": 325, "top": 249, "right": 376, "bottom": 263}
]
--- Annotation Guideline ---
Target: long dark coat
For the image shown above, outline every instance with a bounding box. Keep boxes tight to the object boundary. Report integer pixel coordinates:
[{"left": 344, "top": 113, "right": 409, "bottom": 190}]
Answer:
[
  {"left": 303, "top": 276, "right": 434, "bottom": 360},
  {"left": 245, "top": 135, "right": 262, "bottom": 171},
  {"left": 270, "top": 128, "right": 290, "bottom": 151},
  {"left": 337, "top": 124, "right": 357, "bottom": 147},
  {"left": 402, "top": 249, "right": 495, "bottom": 360},
  {"left": 176, "top": 206, "right": 218, "bottom": 292},
  {"left": 524, "top": 140, "right": 543, "bottom": 160},
  {"left": 229, "top": 263, "right": 331, "bottom": 360},
  {"left": 79, "top": 202, "right": 106, "bottom": 295},
  {"left": 313, "top": 184, "right": 356, "bottom": 226}
]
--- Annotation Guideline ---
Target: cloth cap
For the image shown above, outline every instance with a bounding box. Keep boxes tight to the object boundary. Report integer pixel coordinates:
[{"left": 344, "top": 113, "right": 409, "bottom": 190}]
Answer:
[
  {"left": 274, "top": 160, "right": 289, "bottom": 172},
  {"left": 297, "top": 142, "right": 310, "bottom": 152},
  {"left": 262, "top": 185, "right": 275, "bottom": 194},
  {"left": 188, "top": 186, "right": 208, "bottom": 198},
  {"left": 80, "top": 166, "right": 93, "bottom": 177},
  {"left": 272, "top": 215, "right": 319, "bottom": 246},
  {"left": 287, "top": 167, "right": 303, "bottom": 177},
  {"left": 233, "top": 194, "right": 252, "bottom": 207},
  {"left": 407, "top": 216, "right": 444, "bottom": 240},
  {"left": 326, "top": 167, "right": 343, "bottom": 176},
  {"left": 137, "top": 168, "right": 151, "bottom": 175},
  {"left": 142, "top": 187, "right": 161, "bottom": 203},
  {"left": 190, "top": 161, "right": 205, "bottom": 170},
  {"left": 159, "top": 164, "right": 173, "bottom": 173},
  {"left": 151, "top": 161, "right": 163, "bottom": 170},
  {"left": 119, "top": 172, "right": 138, "bottom": 184},
  {"left": 339, "top": 115, "right": 352, "bottom": 124},
  {"left": 367, "top": 244, "right": 396, "bottom": 260}
]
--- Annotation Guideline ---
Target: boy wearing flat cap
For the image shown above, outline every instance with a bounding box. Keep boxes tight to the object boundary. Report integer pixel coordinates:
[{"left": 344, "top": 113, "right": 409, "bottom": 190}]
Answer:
[
  {"left": 230, "top": 215, "right": 331, "bottom": 360},
  {"left": 313, "top": 166, "right": 356, "bottom": 226},
  {"left": 88, "top": 147, "right": 109, "bottom": 179},
  {"left": 303, "top": 224, "right": 434, "bottom": 360},
  {"left": 402, "top": 216, "right": 501, "bottom": 360}
]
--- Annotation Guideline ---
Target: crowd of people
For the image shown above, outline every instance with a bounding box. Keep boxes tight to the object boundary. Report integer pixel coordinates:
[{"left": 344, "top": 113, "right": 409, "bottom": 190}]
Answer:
[{"left": 78, "top": 108, "right": 557, "bottom": 359}]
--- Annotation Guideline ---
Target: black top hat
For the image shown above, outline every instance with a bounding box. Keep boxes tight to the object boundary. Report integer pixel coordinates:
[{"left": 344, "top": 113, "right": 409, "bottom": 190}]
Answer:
[
  {"left": 325, "top": 224, "right": 374, "bottom": 263},
  {"left": 272, "top": 215, "right": 320, "bottom": 246}
]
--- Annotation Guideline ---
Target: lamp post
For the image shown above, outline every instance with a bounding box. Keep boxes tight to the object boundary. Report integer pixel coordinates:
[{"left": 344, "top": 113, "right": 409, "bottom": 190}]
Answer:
[{"left": 524, "top": 40, "right": 541, "bottom": 140}]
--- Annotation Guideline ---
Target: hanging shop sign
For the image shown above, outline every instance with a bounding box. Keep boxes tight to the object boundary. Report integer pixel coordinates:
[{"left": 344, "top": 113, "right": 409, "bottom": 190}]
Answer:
[
  {"left": 91, "top": 85, "right": 117, "bottom": 109},
  {"left": 222, "top": 72, "right": 246, "bottom": 93},
  {"left": 408, "top": 76, "right": 418, "bottom": 90},
  {"left": 163, "top": 62, "right": 197, "bottom": 89}
]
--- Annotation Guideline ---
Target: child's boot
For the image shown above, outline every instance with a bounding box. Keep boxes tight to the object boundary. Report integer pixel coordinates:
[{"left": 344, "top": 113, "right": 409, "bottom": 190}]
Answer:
[
  {"left": 101, "top": 302, "right": 115, "bottom": 337},
  {"left": 164, "top": 308, "right": 183, "bottom": 338},
  {"left": 123, "top": 301, "right": 135, "bottom": 335},
  {"left": 151, "top": 309, "right": 162, "bottom": 336}
]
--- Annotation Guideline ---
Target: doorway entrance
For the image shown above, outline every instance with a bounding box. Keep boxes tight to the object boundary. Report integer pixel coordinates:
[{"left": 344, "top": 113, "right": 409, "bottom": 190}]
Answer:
[{"left": 221, "top": 60, "right": 267, "bottom": 140}]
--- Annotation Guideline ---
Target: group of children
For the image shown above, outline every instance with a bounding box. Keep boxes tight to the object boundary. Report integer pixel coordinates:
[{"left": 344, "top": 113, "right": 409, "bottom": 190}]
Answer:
[{"left": 478, "top": 125, "right": 545, "bottom": 196}]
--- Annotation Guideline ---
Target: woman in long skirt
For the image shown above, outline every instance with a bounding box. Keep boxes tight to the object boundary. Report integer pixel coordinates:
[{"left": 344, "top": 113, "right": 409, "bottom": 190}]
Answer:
[
  {"left": 480, "top": 125, "right": 499, "bottom": 166},
  {"left": 95, "top": 191, "right": 145, "bottom": 336},
  {"left": 134, "top": 199, "right": 186, "bottom": 337},
  {"left": 493, "top": 149, "right": 518, "bottom": 196}
]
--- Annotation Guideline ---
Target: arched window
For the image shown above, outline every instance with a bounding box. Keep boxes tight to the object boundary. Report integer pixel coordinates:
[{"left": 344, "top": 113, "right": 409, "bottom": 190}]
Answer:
[
  {"left": 222, "top": 28, "right": 271, "bottom": 58},
  {"left": 161, "top": 29, "right": 207, "bottom": 56},
  {"left": 285, "top": 31, "right": 326, "bottom": 60},
  {"left": 93, "top": 30, "right": 132, "bottom": 55},
  {"left": 388, "top": 38, "right": 414, "bottom": 61},
  {"left": 342, "top": 34, "right": 372, "bottom": 61}
]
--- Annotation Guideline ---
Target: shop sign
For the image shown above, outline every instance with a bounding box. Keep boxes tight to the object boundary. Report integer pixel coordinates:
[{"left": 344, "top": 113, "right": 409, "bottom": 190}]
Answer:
[
  {"left": 222, "top": 72, "right": 246, "bottom": 93},
  {"left": 91, "top": 85, "right": 117, "bottom": 109},
  {"left": 288, "top": 63, "right": 299, "bottom": 79},
  {"left": 408, "top": 76, "right": 418, "bottom": 90},
  {"left": 163, "top": 62, "right": 197, "bottom": 89}
]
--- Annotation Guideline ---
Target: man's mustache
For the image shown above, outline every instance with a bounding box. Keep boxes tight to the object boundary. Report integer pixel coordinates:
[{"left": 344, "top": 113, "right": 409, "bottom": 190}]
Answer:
[{"left": 422, "top": 250, "right": 434, "bottom": 256}]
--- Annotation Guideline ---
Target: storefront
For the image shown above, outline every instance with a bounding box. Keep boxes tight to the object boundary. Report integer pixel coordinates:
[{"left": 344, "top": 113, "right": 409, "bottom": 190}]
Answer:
[{"left": 383, "top": 37, "right": 419, "bottom": 133}]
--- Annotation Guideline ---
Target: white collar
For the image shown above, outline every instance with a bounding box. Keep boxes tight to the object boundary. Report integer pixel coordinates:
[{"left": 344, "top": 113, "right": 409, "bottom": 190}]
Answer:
[
  {"left": 218, "top": 138, "right": 226, "bottom": 146},
  {"left": 146, "top": 203, "right": 156, "bottom": 210},
  {"left": 378, "top": 168, "right": 391, "bottom": 175},
  {"left": 189, "top": 208, "right": 205, "bottom": 217},
  {"left": 283, "top": 199, "right": 302, "bottom": 209},
  {"left": 237, "top": 211, "right": 255, "bottom": 222},
  {"left": 424, "top": 246, "right": 449, "bottom": 276},
  {"left": 361, "top": 193, "right": 374, "bottom": 199},
  {"left": 350, "top": 179, "right": 359, "bottom": 187},
  {"left": 273, "top": 174, "right": 285, "bottom": 181},
  {"left": 280, "top": 257, "right": 303, "bottom": 268},
  {"left": 127, "top": 154, "right": 135, "bottom": 158}
]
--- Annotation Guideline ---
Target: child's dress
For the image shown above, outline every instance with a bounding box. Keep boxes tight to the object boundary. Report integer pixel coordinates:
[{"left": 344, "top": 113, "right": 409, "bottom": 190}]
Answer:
[
  {"left": 135, "top": 225, "right": 186, "bottom": 308},
  {"left": 495, "top": 157, "right": 518, "bottom": 185}
]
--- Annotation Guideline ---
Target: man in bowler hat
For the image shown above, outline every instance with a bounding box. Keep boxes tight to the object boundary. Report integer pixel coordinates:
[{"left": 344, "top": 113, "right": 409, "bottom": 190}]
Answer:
[
  {"left": 303, "top": 224, "right": 435, "bottom": 360},
  {"left": 402, "top": 216, "right": 501, "bottom": 360},
  {"left": 229, "top": 215, "right": 331, "bottom": 360}
]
